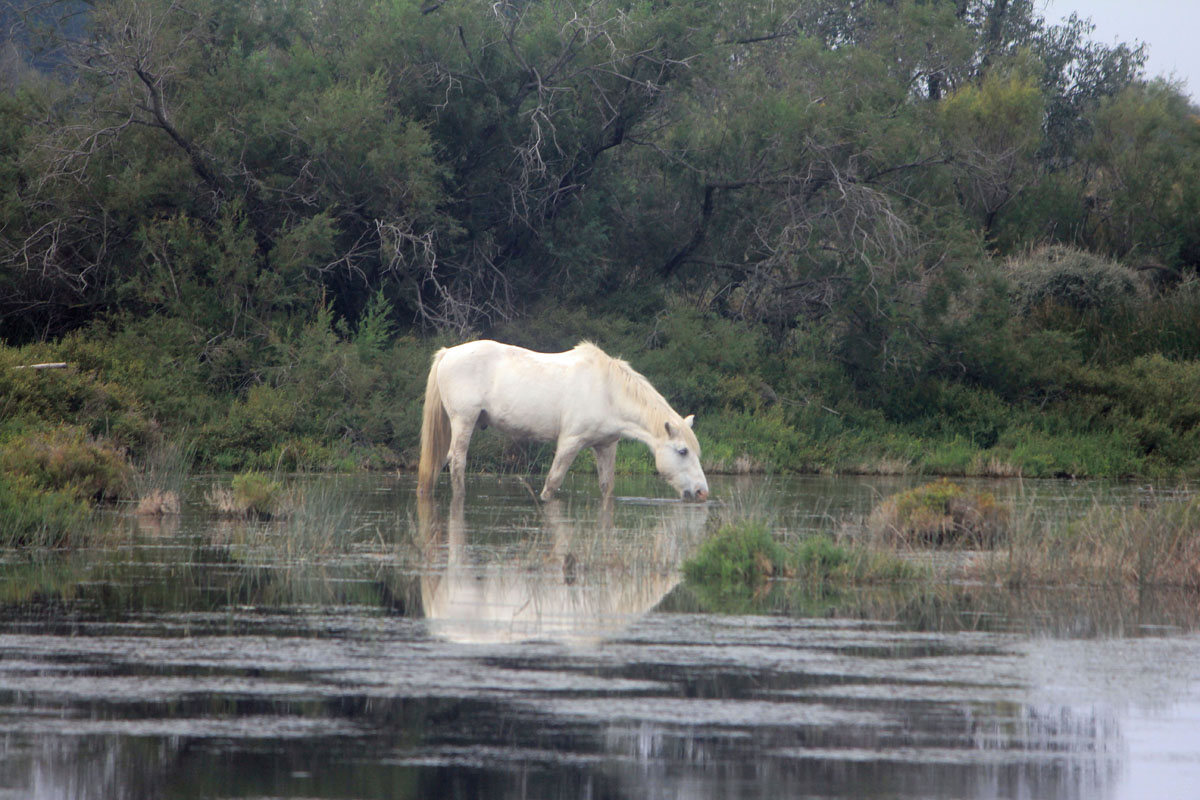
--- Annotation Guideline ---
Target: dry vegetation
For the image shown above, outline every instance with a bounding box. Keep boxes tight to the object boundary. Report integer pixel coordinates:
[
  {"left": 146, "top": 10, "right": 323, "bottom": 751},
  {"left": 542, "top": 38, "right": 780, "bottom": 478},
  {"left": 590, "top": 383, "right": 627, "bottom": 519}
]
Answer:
[{"left": 866, "top": 479, "right": 1010, "bottom": 547}]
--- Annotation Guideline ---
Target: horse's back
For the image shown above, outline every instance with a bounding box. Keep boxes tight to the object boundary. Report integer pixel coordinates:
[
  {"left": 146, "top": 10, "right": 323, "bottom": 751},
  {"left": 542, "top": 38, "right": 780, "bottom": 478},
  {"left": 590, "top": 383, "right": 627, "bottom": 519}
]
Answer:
[{"left": 434, "top": 340, "right": 587, "bottom": 440}]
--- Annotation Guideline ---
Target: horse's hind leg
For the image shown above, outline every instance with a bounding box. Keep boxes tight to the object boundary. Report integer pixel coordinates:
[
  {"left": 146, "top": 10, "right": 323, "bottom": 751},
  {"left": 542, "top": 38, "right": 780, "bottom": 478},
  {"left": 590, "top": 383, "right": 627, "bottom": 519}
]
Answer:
[
  {"left": 593, "top": 440, "right": 617, "bottom": 498},
  {"left": 447, "top": 415, "right": 477, "bottom": 496}
]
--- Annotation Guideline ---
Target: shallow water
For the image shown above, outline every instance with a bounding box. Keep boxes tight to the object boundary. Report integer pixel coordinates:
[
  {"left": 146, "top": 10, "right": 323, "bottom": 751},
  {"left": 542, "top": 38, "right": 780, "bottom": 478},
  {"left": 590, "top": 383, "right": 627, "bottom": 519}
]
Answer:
[{"left": 1, "top": 474, "right": 1198, "bottom": 799}]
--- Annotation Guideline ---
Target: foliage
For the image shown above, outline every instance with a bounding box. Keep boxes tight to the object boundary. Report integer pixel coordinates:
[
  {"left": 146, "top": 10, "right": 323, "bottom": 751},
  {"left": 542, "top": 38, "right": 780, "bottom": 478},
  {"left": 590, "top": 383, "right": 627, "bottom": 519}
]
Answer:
[
  {"left": 0, "top": 426, "right": 132, "bottom": 502},
  {"left": 208, "top": 471, "right": 285, "bottom": 520},
  {"left": 794, "top": 534, "right": 920, "bottom": 583},
  {"left": 940, "top": 66, "right": 1044, "bottom": 236},
  {"left": 0, "top": 472, "right": 91, "bottom": 549},
  {"left": 1, "top": 0, "right": 1199, "bottom": 481},
  {"left": 217, "top": 472, "right": 284, "bottom": 522},
  {"left": 0, "top": 344, "right": 151, "bottom": 450},
  {"left": 684, "top": 521, "right": 789, "bottom": 588},
  {"left": 683, "top": 519, "right": 918, "bottom": 595}
]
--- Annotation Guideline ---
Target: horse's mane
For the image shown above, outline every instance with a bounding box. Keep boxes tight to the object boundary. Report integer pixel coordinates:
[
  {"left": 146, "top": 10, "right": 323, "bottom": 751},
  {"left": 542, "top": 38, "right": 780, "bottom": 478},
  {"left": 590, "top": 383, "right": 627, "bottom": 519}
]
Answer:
[{"left": 573, "top": 342, "right": 700, "bottom": 448}]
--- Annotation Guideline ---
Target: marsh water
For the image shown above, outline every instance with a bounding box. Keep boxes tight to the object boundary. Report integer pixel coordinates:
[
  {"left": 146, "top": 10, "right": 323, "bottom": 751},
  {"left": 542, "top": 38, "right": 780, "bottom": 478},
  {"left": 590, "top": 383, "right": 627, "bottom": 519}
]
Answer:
[{"left": 2, "top": 473, "right": 1200, "bottom": 799}]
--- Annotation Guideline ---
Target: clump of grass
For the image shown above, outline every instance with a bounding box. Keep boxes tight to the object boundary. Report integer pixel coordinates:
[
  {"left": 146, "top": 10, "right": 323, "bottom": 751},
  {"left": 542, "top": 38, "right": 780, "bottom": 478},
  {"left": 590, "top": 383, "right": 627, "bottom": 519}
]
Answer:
[
  {"left": 135, "top": 488, "right": 181, "bottom": 517},
  {"left": 207, "top": 471, "right": 285, "bottom": 520},
  {"left": 133, "top": 435, "right": 193, "bottom": 517},
  {"left": 868, "top": 479, "right": 1009, "bottom": 547},
  {"left": 275, "top": 479, "right": 364, "bottom": 561},
  {"left": 684, "top": 520, "right": 789, "bottom": 586},
  {"left": 794, "top": 534, "right": 921, "bottom": 583}
]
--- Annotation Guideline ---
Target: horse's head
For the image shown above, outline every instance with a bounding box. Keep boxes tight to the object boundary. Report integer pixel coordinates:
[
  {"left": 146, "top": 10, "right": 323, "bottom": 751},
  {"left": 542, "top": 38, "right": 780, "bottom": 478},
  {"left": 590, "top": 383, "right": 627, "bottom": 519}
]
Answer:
[{"left": 655, "top": 415, "right": 709, "bottom": 502}]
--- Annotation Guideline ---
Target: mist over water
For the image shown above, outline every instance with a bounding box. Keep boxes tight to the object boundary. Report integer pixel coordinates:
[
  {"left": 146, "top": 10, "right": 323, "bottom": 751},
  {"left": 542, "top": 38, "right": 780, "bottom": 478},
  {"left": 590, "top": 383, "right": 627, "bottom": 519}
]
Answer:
[{"left": 1, "top": 473, "right": 1198, "bottom": 799}]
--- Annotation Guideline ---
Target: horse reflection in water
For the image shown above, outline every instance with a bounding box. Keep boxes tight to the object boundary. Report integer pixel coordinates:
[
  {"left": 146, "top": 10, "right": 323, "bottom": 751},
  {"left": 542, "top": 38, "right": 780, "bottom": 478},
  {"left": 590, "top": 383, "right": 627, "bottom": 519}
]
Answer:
[{"left": 418, "top": 496, "right": 708, "bottom": 646}]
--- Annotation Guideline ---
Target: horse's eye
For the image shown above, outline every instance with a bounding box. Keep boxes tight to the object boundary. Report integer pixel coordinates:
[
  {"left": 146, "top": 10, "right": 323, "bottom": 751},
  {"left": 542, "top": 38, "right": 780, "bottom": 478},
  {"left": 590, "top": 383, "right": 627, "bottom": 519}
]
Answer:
[{"left": 677, "top": 447, "right": 689, "bottom": 457}]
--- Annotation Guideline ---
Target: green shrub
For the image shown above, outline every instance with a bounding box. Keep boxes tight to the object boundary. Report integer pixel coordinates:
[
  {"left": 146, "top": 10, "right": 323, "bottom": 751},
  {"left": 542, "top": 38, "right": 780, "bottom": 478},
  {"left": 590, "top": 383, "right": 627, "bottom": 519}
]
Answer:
[
  {"left": 683, "top": 521, "right": 788, "bottom": 587},
  {"left": 0, "top": 427, "right": 132, "bottom": 502},
  {"left": 794, "top": 535, "right": 850, "bottom": 574},
  {"left": 0, "top": 344, "right": 151, "bottom": 452},
  {"left": 684, "top": 522, "right": 921, "bottom": 593},
  {"left": 232, "top": 471, "right": 285, "bottom": 518},
  {"left": 0, "top": 473, "right": 91, "bottom": 548},
  {"left": 794, "top": 535, "right": 921, "bottom": 583}
]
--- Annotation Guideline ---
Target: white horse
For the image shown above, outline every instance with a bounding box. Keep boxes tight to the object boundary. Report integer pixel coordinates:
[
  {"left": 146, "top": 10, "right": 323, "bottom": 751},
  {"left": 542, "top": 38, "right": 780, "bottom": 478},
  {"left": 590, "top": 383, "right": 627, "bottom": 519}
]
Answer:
[{"left": 417, "top": 340, "right": 709, "bottom": 502}]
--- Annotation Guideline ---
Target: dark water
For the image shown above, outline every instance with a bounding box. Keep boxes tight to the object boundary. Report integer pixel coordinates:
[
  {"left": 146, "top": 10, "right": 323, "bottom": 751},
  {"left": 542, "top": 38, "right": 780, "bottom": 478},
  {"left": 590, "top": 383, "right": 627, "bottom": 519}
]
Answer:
[{"left": 1, "top": 474, "right": 1198, "bottom": 799}]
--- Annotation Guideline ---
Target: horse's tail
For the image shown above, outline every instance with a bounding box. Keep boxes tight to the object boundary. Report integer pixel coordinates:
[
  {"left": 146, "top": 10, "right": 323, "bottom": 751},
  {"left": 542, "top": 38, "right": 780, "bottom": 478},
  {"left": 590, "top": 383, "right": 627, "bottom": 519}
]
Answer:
[{"left": 417, "top": 348, "right": 450, "bottom": 497}]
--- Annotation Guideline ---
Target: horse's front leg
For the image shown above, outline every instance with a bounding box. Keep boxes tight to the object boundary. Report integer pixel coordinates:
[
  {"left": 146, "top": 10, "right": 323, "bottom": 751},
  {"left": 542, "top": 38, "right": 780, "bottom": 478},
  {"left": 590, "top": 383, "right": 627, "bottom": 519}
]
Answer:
[
  {"left": 540, "top": 436, "right": 585, "bottom": 501},
  {"left": 593, "top": 440, "right": 617, "bottom": 498}
]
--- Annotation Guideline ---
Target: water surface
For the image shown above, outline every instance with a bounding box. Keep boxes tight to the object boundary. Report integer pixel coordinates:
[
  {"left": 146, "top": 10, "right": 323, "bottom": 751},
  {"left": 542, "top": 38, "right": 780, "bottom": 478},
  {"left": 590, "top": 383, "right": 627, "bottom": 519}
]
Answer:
[{"left": 1, "top": 474, "right": 1198, "bottom": 799}]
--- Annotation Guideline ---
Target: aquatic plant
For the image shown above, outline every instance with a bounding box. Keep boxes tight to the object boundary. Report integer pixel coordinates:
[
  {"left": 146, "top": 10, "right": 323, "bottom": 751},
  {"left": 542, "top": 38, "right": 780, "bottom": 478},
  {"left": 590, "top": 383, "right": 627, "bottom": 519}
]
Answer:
[
  {"left": 868, "top": 479, "right": 1009, "bottom": 547},
  {"left": 133, "top": 435, "right": 194, "bottom": 517},
  {"left": 135, "top": 489, "right": 181, "bottom": 517},
  {"left": 794, "top": 534, "right": 920, "bottom": 584},
  {"left": 684, "top": 519, "right": 921, "bottom": 596},
  {"left": 683, "top": 521, "right": 789, "bottom": 587},
  {"left": 207, "top": 471, "right": 285, "bottom": 519},
  {"left": 273, "top": 478, "right": 365, "bottom": 561}
]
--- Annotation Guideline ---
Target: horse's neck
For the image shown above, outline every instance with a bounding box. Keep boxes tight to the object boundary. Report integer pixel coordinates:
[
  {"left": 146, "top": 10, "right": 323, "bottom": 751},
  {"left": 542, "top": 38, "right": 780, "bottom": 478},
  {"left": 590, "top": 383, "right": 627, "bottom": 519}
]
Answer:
[{"left": 609, "top": 375, "right": 669, "bottom": 446}]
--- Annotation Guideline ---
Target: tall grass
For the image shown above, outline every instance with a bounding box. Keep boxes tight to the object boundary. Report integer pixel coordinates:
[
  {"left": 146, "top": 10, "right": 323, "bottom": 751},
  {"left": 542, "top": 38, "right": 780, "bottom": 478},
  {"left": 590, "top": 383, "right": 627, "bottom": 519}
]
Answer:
[
  {"left": 208, "top": 475, "right": 368, "bottom": 566},
  {"left": 981, "top": 494, "right": 1200, "bottom": 590},
  {"left": 133, "top": 436, "right": 194, "bottom": 517}
]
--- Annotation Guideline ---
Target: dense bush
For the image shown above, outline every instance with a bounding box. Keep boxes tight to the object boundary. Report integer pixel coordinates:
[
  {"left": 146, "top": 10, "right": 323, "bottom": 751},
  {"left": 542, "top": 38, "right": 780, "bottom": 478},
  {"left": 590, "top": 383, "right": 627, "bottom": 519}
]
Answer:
[
  {"left": 0, "top": 473, "right": 91, "bottom": 549},
  {"left": 1008, "top": 245, "right": 1143, "bottom": 315},
  {"left": 0, "top": 427, "right": 132, "bottom": 503}
]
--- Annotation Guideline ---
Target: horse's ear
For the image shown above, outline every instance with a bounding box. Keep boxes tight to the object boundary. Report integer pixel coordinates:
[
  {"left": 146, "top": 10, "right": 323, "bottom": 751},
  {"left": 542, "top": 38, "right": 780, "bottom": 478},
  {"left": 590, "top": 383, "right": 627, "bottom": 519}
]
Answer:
[
  {"left": 684, "top": 414, "right": 695, "bottom": 429},
  {"left": 664, "top": 421, "right": 676, "bottom": 438}
]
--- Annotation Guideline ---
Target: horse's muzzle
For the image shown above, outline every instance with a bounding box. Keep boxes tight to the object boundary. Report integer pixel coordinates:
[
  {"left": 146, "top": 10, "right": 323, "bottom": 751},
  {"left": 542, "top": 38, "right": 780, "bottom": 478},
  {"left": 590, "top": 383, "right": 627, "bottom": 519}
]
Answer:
[{"left": 683, "top": 488, "right": 709, "bottom": 503}]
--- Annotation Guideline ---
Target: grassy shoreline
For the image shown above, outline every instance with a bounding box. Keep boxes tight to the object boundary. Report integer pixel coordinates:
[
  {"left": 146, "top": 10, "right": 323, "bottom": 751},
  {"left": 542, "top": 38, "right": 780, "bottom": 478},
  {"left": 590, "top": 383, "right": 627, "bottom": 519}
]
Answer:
[{"left": 680, "top": 478, "right": 1200, "bottom": 606}]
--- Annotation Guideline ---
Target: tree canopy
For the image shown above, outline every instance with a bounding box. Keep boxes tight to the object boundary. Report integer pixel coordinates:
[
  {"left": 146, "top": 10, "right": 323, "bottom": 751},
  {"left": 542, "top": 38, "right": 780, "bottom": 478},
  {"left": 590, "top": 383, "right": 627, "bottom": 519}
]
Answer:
[{"left": 3, "top": 0, "right": 1200, "bottom": 477}]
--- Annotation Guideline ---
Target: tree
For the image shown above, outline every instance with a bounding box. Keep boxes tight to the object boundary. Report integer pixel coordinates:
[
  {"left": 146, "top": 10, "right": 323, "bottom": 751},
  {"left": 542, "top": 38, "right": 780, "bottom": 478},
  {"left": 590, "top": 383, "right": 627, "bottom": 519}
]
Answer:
[
  {"left": 1080, "top": 81, "right": 1200, "bottom": 274},
  {"left": 940, "top": 65, "right": 1044, "bottom": 238}
]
